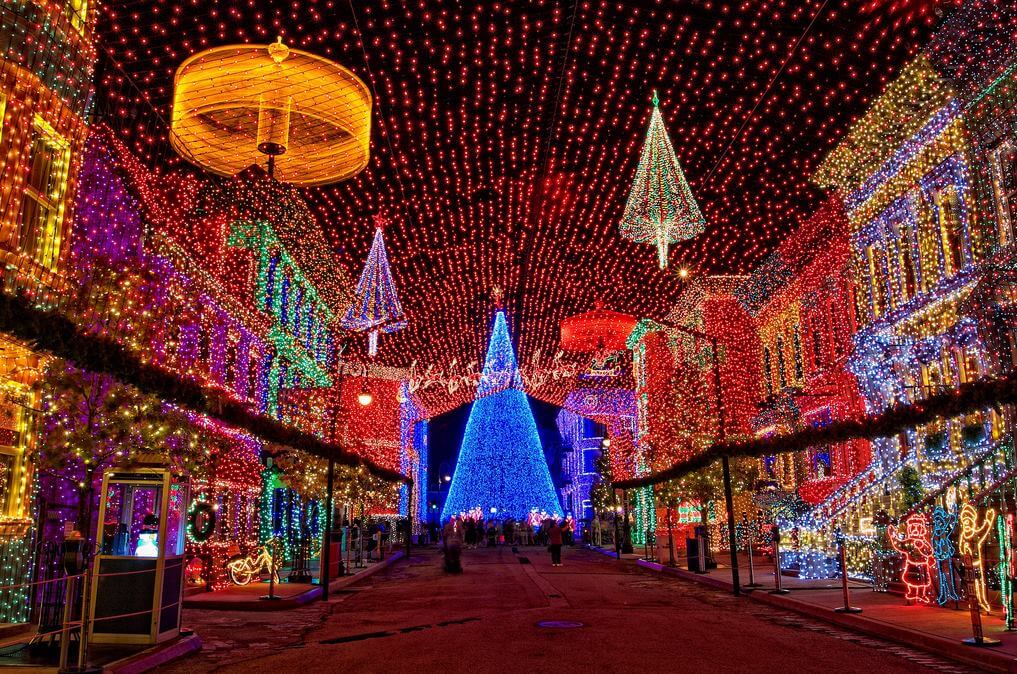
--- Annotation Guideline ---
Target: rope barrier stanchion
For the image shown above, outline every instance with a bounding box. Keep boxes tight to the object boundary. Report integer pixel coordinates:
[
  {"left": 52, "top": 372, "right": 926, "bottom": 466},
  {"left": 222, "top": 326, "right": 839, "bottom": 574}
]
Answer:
[
  {"left": 260, "top": 538, "right": 281, "bottom": 601},
  {"left": 769, "top": 524, "right": 789, "bottom": 595},
  {"left": 962, "top": 553, "right": 1001, "bottom": 647},
  {"left": 75, "top": 563, "right": 93, "bottom": 673},
  {"left": 743, "top": 514, "right": 761, "bottom": 589},
  {"left": 57, "top": 575, "right": 79, "bottom": 673},
  {"left": 833, "top": 528, "right": 862, "bottom": 614},
  {"left": 57, "top": 531, "right": 88, "bottom": 674}
]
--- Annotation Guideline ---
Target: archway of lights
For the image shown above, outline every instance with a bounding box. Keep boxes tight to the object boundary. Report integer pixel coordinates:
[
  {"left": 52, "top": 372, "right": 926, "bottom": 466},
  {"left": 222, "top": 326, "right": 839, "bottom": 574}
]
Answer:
[
  {"left": 98, "top": 0, "right": 938, "bottom": 400},
  {"left": 4, "top": 0, "right": 1012, "bottom": 622}
]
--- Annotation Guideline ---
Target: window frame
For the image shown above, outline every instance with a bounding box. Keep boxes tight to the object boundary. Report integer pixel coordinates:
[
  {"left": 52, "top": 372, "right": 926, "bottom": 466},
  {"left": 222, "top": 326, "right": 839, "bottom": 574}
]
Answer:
[
  {"left": 991, "top": 139, "right": 1016, "bottom": 249},
  {"left": 18, "top": 115, "right": 72, "bottom": 270}
]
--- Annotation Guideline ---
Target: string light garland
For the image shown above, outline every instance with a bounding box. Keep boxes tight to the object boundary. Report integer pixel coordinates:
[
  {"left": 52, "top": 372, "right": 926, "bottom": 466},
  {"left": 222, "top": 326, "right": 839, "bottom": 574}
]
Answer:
[{"left": 94, "top": 0, "right": 938, "bottom": 416}]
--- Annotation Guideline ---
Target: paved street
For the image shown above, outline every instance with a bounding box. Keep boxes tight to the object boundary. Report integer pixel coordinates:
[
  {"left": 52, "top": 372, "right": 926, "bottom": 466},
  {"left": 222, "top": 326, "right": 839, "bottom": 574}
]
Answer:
[{"left": 163, "top": 546, "right": 980, "bottom": 673}]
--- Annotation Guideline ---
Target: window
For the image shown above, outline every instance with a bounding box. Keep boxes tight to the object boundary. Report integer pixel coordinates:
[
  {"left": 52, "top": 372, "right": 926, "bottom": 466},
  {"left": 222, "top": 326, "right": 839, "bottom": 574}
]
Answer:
[
  {"left": 960, "top": 348, "right": 981, "bottom": 384},
  {"left": 866, "top": 245, "right": 886, "bottom": 318},
  {"left": 66, "top": 0, "right": 89, "bottom": 32},
  {"left": 266, "top": 253, "right": 280, "bottom": 310},
  {"left": 280, "top": 275, "right": 291, "bottom": 325},
  {"left": 19, "top": 116, "right": 71, "bottom": 270},
  {"left": 894, "top": 223, "right": 917, "bottom": 301},
  {"left": 198, "top": 329, "right": 210, "bottom": 365},
  {"left": 812, "top": 321, "right": 823, "bottom": 367},
  {"left": 225, "top": 340, "right": 237, "bottom": 387},
  {"left": 762, "top": 347, "right": 774, "bottom": 396},
  {"left": 992, "top": 140, "right": 1017, "bottom": 248},
  {"left": 775, "top": 337, "right": 788, "bottom": 389},
  {"left": 935, "top": 189, "right": 965, "bottom": 276},
  {"left": 0, "top": 453, "right": 15, "bottom": 516},
  {"left": 792, "top": 328, "right": 804, "bottom": 383},
  {"left": 248, "top": 353, "right": 259, "bottom": 399}
]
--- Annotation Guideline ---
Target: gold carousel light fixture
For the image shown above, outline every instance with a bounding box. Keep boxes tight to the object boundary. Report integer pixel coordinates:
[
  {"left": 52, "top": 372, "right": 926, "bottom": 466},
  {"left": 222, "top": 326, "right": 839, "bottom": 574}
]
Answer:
[{"left": 170, "top": 38, "right": 372, "bottom": 185}]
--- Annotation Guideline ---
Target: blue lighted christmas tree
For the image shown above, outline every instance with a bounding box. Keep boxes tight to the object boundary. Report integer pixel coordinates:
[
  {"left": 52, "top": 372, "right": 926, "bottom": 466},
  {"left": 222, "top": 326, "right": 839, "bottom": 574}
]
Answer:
[
  {"left": 342, "top": 217, "right": 407, "bottom": 356},
  {"left": 441, "top": 311, "right": 561, "bottom": 521}
]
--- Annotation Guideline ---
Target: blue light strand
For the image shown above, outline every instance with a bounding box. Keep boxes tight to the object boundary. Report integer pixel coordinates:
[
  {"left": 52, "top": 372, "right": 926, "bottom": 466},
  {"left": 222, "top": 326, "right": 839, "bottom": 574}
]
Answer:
[{"left": 442, "top": 312, "right": 561, "bottom": 521}]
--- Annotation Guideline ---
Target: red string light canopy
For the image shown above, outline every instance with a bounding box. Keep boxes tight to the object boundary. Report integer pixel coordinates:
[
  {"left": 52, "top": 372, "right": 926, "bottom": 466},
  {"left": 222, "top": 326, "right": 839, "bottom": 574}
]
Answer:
[{"left": 98, "top": 0, "right": 936, "bottom": 414}]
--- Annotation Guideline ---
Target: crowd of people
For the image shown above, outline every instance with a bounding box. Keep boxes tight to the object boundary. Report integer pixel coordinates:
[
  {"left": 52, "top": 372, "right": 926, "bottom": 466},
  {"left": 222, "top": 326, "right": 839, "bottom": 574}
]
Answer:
[{"left": 440, "top": 515, "right": 576, "bottom": 572}]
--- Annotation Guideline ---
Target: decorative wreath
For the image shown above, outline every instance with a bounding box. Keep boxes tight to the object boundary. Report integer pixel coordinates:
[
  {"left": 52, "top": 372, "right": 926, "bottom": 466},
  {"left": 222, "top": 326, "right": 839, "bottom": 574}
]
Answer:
[{"left": 188, "top": 501, "right": 217, "bottom": 543}]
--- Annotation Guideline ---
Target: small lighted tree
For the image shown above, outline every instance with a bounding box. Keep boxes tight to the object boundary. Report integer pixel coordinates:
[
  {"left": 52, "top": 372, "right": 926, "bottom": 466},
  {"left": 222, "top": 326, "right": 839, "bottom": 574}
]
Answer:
[
  {"left": 36, "top": 362, "right": 204, "bottom": 544},
  {"left": 655, "top": 478, "right": 684, "bottom": 566},
  {"left": 589, "top": 449, "right": 615, "bottom": 518}
]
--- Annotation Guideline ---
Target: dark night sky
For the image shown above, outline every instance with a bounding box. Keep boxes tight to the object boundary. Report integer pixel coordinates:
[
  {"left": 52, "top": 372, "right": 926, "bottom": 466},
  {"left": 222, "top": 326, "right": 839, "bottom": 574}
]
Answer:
[{"left": 428, "top": 396, "right": 564, "bottom": 492}]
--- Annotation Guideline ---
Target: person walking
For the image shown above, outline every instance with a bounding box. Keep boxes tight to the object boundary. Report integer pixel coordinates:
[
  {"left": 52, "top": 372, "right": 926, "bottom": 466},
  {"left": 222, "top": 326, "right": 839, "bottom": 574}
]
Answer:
[
  {"left": 465, "top": 519, "right": 476, "bottom": 549},
  {"left": 548, "top": 519, "right": 563, "bottom": 567},
  {"left": 443, "top": 519, "right": 463, "bottom": 573},
  {"left": 486, "top": 522, "right": 497, "bottom": 547},
  {"left": 592, "top": 516, "right": 602, "bottom": 547}
]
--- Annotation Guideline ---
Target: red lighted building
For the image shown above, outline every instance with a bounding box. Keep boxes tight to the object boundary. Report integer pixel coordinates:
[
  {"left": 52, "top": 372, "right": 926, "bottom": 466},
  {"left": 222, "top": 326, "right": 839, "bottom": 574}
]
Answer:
[{"left": 734, "top": 198, "right": 871, "bottom": 505}]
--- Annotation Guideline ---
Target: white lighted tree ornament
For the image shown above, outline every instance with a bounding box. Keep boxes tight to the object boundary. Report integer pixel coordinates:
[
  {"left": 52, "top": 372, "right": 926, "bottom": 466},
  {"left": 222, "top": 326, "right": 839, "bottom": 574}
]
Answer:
[
  {"left": 620, "top": 91, "right": 705, "bottom": 268},
  {"left": 342, "top": 214, "right": 407, "bottom": 357}
]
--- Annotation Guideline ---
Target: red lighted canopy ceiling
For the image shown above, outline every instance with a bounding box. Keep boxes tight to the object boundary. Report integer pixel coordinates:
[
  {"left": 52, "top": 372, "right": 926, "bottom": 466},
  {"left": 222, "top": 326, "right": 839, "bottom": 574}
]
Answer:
[{"left": 97, "top": 0, "right": 938, "bottom": 414}]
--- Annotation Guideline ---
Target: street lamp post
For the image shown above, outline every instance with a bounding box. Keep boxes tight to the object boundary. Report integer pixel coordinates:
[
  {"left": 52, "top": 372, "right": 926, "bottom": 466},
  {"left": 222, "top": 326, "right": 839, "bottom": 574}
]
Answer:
[
  {"left": 612, "top": 489, "right": 622, "bottom": 559},
  {"left": 321, "top": 456, "right": 335, "bottom": 601},
  {"left": 653, "top": 321, "right": 741, "bottom": 595},
  {"left": 321, "top": 337, "right": 347, "bottom": 602},
  {"left": 621, "top": 489, "right": 633, "bottom": 554}
]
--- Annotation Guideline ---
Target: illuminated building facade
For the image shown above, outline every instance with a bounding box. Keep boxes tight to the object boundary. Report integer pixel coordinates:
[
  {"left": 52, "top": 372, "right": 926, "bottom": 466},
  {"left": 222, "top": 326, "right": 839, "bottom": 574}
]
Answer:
[
  {"left": 556, "top": 408, "right": 605, "bottom": 523},
  {"left": 790, "top": 5, "right": 1016, "bottom": 579},
  {"left": 0, "top": 0, "right": 96, "bottom": 622},
  {"left": 735, "top": 198, "right": 871, "bottom": 506},
  {"left": 626, "top": 277, "right": 759, "bottom": 545}
]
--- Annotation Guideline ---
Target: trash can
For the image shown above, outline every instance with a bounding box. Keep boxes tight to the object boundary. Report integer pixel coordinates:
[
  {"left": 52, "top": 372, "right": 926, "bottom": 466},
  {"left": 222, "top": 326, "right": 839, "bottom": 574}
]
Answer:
[{"left": 686, "top": 536, "right": 702, "bottom": 572}]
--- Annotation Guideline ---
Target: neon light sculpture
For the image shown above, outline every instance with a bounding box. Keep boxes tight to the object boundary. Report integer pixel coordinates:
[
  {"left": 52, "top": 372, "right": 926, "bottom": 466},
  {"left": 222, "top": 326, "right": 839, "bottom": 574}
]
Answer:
[
  {"left": 441, "top": 311, "right": 561, "bottom": 521},
  {"left": 887, "top": 513, "right": 936, "bottom": 604},
  {"left": 998, "top": 513, "right": 1014, "bottom": 629},
  {"left": 959, "top": 503, "right": 996, "bottom": 613},
  {"left": 931, "top": 506, "right": 960, "bottom": 605},
  {"left": 342, "top": 218, "right": 407, "bottom": 357},
  {"left": 620, "top": 91, "right": 705, "bottom": 269}
]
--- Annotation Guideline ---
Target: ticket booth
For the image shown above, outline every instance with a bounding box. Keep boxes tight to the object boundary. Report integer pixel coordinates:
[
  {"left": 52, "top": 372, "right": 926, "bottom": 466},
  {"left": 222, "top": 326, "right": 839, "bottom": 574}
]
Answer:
[{"left": 89, "top": 468, "right": 189, "bottom": 645}]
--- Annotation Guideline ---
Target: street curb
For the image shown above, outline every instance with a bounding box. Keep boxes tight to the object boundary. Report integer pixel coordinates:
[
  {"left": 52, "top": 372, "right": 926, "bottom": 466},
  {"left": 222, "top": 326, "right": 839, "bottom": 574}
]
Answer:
[
  {"left": 0, "top": 622, "right": 31, "bottom": 642},
  {"left": 586, "top": 545, "right": 641, "bottom": 561},
  {"left": 183, "top": 551, "right": 405, "bottom": 611},
  {"left": 636, "top": 559, "right": 1017, "bottom": 674},
  {"left": 327, "top": 550, "right": 404, "bottom": 595},
  {"left": 102, "top": 633, "right": 203, "bottom": 673}
]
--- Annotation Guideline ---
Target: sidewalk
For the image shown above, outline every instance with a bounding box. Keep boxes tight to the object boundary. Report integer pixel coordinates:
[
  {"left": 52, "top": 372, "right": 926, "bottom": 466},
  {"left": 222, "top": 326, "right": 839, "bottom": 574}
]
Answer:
[
  {"left": 182, "top": 551, "right": 404, "bottom": 610},
  {"left": 590, "top": 546, "right": 1017, "bottom": 673},
  {"left": 0, "top": 631, "right": 202, "bottom": 673}
]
